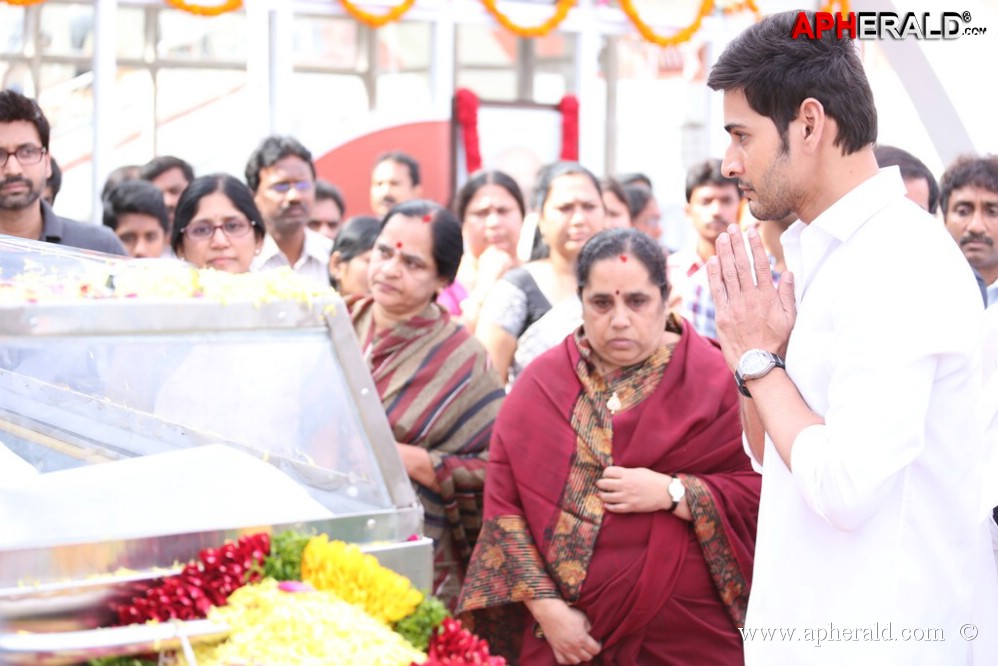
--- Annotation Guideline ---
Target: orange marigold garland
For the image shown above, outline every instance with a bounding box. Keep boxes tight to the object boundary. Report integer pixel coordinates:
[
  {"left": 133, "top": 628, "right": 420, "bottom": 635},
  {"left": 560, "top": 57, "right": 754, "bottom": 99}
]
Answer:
[
  {"left": 2, "top": 0, "right": 47, "bottom": 5},
  {"left": 619, "top": 0, "right": 715, "bottom": 48},
  {"left": 165, "top": 0, "right": 243, "bottom": 16},
  {"left": 340, "top": 0, "right": 416, "bottom": 29},
  {"left": 481, "top": 0, "right": 576, "bottom": 39},
  {"left": 819, "top": 0, "right": 851, "bottom": 16}
]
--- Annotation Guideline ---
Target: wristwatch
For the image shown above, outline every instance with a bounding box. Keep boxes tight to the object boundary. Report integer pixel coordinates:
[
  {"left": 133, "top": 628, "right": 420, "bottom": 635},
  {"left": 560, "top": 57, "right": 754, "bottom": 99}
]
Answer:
[
  {"left": 735, "top": 349, "right": 785, "bottom": 398},
  {"left": 666, "top": 476, "right": 685, "bottom": 513}
]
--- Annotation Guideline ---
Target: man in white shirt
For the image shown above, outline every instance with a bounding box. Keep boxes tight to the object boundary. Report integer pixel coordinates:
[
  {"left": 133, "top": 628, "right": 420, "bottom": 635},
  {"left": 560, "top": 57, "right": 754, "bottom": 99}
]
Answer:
[
  {"left": 705, "top": 11, "right": 998, "bottom": 664},
  {"left": 246, "top": 136, "right": 332, "bottom": 287},
  {"left": 666, "top": 158, "right": 742, "bottom": 339},
  {"left": 941, "top": 155, "right": 998, "bottom": 308}
]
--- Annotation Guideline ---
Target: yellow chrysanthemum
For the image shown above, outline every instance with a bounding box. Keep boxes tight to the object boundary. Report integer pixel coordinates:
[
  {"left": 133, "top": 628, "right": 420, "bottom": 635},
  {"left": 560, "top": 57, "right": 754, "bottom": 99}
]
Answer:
[{"left": 301, "top": 535, "right": 424, "bottom": 624}]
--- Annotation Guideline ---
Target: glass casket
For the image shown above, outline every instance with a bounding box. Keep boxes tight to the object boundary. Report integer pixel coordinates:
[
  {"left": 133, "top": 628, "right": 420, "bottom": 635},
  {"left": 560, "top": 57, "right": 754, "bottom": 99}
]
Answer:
[{"left": 0, "top": 237, "right": 430, "bottom": 664}]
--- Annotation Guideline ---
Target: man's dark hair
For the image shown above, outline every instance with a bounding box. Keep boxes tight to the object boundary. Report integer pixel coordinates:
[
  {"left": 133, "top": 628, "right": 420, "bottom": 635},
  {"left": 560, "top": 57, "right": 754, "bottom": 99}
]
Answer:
[
  {"left": 577, "top": 227, "right": 668, "bottom": 299},
  {"left": 939, "top": 155, "right": 998, "bottom": 218},
  {"left": 380, "top": 199, "right": 462, "bottom": 285},
  {"left": 101, "top": 165, "right": 142, "bottom": 203},
  {"left": 244, "top": 136, "right": 316, "bottom": 194},
  {"left": 315, "top": 179, "right": 345, "bottom": 214},
  {"left": 707, "top": 10, "right": 877, "bottom": 156},
  {"left": 140, "top": 155, "right": 195, "bottom": 184},
  {"left": 874, "top": 145, "right": 940, "bottom": 214},
  {"left": 685, "top": 158, "right": 742, "bottom": 203},
  {"left": 374, "top": 151, "right": 421, "bottom": 187},
  {"left": 623, "top": 183, "right": 654, "bottom": 220},
  {"left": 0, "top": 89, "right": 50, "bottom": 149},
  {"left": 103, "top": 179, "right": 169, "bottom": 232},
  {"left": 45, "top": 156, "right": 62, "bottom": 204}
]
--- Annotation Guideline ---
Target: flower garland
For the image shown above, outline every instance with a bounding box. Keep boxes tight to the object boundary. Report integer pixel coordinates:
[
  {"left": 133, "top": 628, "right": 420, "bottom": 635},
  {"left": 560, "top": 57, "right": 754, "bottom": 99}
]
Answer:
[
  {"left": 339, "top": 0, "right": 416, "bottom": 29},
  {"left": 819, "top": 0, "right": 851, "bottom": 15},
  {"left": 96, "top": 531, "right": 505, "bottom": 666},
  {"left": 164, "top": 0, "right": 243, "bottom": 17},
  {"left": 558, "top": 94, "right": 579, "bottom": 161},
  {"left": 454, "top": 88, "right": 482, "bottom": 174},
  {"left": 2, "top": 0, "right": 46, "bottom": 5},
  {"left": 619, "top": 0, "right": 716, "bottom": 48},
  {"left": 480, "top": 0, "right": 576, "bottom": 39}
]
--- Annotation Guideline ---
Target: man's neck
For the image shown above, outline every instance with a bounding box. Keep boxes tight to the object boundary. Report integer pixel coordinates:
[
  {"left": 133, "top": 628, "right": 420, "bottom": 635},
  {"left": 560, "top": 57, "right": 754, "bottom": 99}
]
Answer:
[
  {"left": 0, "top": 202, "right": 43, "bottom": 240},
  {"left": 980, "top": 265, "right": 998, "bottom": 289},
  {"left": 797, "top": 148, "right": 880, "bottom": 224},
  {"left": 695, "top": 236, "right": 716, "bottom": 263},
  {"left": 271, "top": 226, "right": 306, "bottom": 266}
]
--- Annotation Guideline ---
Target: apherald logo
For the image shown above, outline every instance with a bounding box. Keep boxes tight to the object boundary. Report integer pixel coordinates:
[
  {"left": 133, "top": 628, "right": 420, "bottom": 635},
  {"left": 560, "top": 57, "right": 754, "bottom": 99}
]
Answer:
[{"left": 791, "top": 11, "right": 986, "bottom": 40}]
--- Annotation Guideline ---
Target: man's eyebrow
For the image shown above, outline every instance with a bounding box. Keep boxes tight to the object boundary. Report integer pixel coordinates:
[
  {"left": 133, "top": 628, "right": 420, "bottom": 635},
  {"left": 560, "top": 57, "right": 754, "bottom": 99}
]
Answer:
[{"left": 723, "top": 123, "right": 746, "bottom": 134}]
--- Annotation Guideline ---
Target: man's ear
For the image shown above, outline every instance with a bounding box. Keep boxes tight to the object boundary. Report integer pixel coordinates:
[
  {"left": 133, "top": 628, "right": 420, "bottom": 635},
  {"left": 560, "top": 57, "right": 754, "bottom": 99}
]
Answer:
[{"left": 798, "top": 97, "right": 826, "bottom": 148}]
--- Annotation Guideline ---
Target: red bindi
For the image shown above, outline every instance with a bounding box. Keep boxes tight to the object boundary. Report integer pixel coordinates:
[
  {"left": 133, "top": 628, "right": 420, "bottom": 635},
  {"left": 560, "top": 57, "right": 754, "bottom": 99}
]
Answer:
[
  {"left": 422, "top": 213, "right": 433, "bottom": 223},
  {"left": 395, "top": 242, "right": 403, "bottom": 249},
  {"left": 620, "top": 255, "right": 628, "bottom": 262}
]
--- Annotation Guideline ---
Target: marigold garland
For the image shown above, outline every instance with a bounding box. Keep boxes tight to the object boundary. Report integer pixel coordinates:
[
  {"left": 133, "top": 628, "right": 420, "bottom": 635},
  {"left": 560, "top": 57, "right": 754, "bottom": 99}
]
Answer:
[
  {"left": 619, "top": 0, "right": 715, "bottom": 48},
  {"left": 164, "top": 0, "right": 243, "bottom": 17},
  {"left": 819, "top": 0, "right": 851, "bottom": 16},
  {"left": 339, "top": 0, "right": 416, "bottom": 29},
  {"left": 3, "top": 0, "right": 46, "bottom": 6},
  {"left": 481, "top": 0, "right": 576, "bottom": 39}
]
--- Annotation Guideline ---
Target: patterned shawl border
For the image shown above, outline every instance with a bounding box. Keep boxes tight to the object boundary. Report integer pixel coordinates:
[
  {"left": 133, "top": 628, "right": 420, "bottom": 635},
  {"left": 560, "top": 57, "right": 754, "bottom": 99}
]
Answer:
[
  {"left": 458, "top": 514, "right": 560, "bottom": 612},
  {"left": 681, "top": 473, "right": 750, "bottom": 628}
]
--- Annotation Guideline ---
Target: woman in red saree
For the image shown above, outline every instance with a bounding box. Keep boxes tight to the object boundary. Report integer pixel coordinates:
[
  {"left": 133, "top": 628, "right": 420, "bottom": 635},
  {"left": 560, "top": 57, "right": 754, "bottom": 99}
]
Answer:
[
  {"left": 347, "top": 200, "right": 505, "bottom": 610},
  {"left": 458, "top": 227, "right": 760, "bottom": 665}
]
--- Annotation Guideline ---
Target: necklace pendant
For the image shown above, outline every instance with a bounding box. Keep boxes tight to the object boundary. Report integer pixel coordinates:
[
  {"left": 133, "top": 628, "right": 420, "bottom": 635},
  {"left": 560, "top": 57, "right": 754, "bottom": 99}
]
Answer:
[{"left": 606, "top": 391, "right": 622, "bottom": 414}]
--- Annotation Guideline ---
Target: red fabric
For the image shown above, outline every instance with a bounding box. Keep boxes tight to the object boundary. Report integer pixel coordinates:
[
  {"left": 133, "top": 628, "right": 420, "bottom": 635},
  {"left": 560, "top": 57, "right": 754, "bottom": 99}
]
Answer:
[
  {"left": 478, "top": 325, "right": 759, "bottom": 664},
  {"left": 558, "top": 94, "right": 579, "bottom": 161},
  {"left": 455, "top": 88, "right": 482, "bottom": 173}
]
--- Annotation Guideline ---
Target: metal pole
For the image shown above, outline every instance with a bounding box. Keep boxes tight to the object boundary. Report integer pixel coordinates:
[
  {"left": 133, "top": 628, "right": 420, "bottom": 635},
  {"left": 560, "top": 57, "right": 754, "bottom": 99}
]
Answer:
[{"left": 91, "top": 0, "right": 118, "bottom": 225}]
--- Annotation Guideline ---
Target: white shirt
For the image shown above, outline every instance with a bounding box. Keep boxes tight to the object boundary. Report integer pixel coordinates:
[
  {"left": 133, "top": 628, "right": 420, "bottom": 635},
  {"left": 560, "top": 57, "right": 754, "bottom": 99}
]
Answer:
[
  {"left": 743, "top": 168, "right": 998, "bottom": 665},
  {"left": 987, "top": 277, "right": 998, "bottom": 309},
  {"left": 251, "top": 227, "right": 332, "bottom": 288}
]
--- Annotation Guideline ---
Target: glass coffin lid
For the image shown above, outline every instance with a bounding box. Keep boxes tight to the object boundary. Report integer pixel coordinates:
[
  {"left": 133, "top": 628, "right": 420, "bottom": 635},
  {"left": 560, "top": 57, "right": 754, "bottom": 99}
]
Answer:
[{"left": 0, "top": 237, "right": 424, "bottom": 605}]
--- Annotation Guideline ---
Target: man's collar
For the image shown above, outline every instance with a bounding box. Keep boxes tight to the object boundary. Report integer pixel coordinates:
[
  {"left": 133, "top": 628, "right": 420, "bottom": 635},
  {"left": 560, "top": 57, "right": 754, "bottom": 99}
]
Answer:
[
  {"left": 40, "top": 199, "right": 64, "bottom": 241},
  {"left": 807, "top": 166, "right": 906, "bottom": 243}
]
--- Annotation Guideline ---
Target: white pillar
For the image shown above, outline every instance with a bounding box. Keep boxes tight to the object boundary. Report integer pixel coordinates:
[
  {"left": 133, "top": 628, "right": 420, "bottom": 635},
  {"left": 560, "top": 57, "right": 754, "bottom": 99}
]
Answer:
[
  {"left": 575, "top": 0, "right": 603, "bottom": 172},
  {"left": 91, "top": 0, "right": 117, "bottom": 225}
]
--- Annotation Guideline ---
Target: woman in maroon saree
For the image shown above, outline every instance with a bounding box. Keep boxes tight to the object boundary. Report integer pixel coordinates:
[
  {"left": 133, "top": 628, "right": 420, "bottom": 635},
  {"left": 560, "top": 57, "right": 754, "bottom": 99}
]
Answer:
[{"left": 458, "top": 228, "right": 760, "bottom": 665}]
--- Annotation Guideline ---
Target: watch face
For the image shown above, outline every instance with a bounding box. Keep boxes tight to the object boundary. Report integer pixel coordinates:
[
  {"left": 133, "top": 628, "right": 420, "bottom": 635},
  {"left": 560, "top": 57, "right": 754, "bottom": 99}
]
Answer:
[{"left": 739, "top": 349, "right": 773, "bottom": 378}]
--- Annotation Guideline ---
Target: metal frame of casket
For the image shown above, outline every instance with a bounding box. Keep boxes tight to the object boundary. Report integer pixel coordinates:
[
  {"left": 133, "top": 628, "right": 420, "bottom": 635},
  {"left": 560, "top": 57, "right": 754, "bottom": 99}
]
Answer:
[{"left": 0, "top": 238, "right": 430, "bottom": 664}]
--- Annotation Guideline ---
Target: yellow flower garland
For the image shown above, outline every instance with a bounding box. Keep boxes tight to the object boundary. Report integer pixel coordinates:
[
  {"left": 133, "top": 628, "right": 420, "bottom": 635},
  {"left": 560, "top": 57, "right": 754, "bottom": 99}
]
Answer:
[
  {"left": 619, "top": 0, "right": 715, "bottom": 48},
  {"left": 481, "top": 0, "right": 576, "bottom": 39},
  {"left": 165, "top": 0, "right": 243, "bottom": 17},
  {"left": 339, "top": 0, "right": 416, "bottom": 29},
  {"left": 820, "top": 0, "right": 851, "bottom": 15}
]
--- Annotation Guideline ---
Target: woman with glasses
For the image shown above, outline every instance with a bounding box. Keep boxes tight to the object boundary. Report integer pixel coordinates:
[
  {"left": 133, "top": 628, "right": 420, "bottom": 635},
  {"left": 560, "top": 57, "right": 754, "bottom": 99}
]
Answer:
[
  {"left": 346, "top": 199, "right": 505, "bottom": 610},
  {"left": 476, "top": 161, "right": 606, "bottom": 388},
  {"left": 171, "top": 174, "right": 265, "bottom": 273}
]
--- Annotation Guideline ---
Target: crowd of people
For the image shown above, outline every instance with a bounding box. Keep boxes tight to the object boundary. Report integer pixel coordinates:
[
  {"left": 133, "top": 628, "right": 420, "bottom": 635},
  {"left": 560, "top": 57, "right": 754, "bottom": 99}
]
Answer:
[{"left": 2, "top": 8, "right": 998, "bottom": 665}]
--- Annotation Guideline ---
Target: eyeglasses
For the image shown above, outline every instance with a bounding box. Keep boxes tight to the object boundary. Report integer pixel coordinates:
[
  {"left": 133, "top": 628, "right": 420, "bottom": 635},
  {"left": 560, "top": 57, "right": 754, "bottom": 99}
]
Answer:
[
  {"left": 0, "top": 145, "right": 46, "bottom": 167},
  {"left": 182, "top": 218, "right": 257, "bottom": 241},
  {"left": 268, "top": 180, "right": 313, "bottom": 194}
]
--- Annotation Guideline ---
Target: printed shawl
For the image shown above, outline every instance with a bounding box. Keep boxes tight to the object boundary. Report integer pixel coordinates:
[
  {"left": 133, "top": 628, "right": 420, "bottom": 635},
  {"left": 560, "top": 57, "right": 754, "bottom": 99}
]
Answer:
[
  {"left": 458, "top": 319, "right": 760, "bottom": 663},
  {"left": 348, "top": 296, "right": 505, "bottom": 604}
]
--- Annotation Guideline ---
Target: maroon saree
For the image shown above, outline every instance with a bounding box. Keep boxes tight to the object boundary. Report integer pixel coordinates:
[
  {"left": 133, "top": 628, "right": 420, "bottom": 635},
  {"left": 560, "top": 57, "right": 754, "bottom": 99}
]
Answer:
[{"left": 458, "top": 319, "right": 760, "bottom": 665}]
